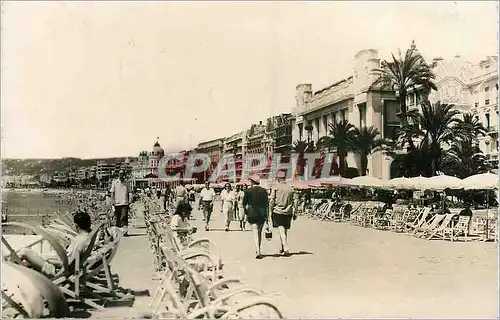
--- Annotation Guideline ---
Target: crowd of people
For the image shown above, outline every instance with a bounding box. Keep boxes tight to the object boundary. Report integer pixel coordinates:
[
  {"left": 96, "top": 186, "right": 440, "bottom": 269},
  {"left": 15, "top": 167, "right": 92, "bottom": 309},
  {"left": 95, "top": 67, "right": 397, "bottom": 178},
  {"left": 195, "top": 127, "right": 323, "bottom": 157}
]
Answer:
[{"left": 107, "top": 170, "right": 300, "bottom": 260}]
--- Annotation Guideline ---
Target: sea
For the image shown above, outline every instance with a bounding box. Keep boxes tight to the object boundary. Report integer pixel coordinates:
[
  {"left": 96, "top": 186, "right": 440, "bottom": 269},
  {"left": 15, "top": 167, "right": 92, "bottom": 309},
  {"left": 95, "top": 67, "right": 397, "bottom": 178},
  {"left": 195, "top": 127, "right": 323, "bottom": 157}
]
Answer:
[{"left": 1, "top": 189, "right": 72, "bottom": 234}]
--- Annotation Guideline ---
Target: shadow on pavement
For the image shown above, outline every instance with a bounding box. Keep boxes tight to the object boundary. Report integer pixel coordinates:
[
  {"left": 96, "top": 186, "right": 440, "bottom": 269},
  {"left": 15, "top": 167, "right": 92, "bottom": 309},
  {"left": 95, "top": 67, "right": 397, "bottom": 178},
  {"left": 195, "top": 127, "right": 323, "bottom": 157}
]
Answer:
[
  {"left": 262, "top": 251, "right": 313, "bottom": 258},
  {"left": 206, "top": 228, "right": 248, "bottom": 232}
]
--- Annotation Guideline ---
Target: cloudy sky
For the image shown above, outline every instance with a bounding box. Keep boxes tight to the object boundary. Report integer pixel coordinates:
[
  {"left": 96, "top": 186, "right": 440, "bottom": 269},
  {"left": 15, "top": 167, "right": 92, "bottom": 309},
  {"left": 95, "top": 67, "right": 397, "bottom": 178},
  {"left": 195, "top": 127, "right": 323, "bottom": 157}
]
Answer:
[{"left": 2, "top": 1, "right": 498, "bottom": 159}]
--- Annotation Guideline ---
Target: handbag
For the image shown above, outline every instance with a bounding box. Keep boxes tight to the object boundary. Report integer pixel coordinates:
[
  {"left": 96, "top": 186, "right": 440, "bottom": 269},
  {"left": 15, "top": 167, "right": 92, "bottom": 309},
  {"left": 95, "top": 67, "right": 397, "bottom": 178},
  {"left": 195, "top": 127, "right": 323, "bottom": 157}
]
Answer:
[{"left": 264, "top": 227, "right": 272, "bottom": 240}]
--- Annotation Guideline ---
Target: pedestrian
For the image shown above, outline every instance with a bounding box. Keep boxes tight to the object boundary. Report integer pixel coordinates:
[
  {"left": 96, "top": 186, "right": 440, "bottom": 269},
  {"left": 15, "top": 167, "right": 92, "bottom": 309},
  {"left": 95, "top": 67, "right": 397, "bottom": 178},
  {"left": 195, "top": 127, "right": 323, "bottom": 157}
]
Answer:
[
  {"left": 243, "top": 175, "right": 270, "bottom": 259},
  {"left": 269, "top": 171, "right": 296, "bottom": 256},
  {"left": 110, "top": 170, "right": 130, "bottom": 236},
  {"left": 170, "top": 201, "right": 196, "bottom": 248},
  {"left": 174, "top": 181, "right": 188, "bottom": 207},
  {"left": 235, "top": 184, "right": 247, "bottom": 231},
  {"left": 220, "top": 183, "right": 236, "bottom": 231},
  {"left": 161, "top": 186, "right": 168, "bottom": 211},
  {"left": 199, "top": 181, "right": 216, "bottom": 231},
  {"left": 188, "top": 187, "right": 196, "bottom": 206}
]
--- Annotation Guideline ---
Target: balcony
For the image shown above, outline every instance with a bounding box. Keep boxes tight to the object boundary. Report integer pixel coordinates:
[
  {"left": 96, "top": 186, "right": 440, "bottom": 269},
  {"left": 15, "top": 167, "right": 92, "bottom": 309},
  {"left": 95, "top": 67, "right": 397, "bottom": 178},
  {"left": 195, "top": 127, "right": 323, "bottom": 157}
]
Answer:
[{"left": 487, "top": 126, "right": 498, "bottom": 136}]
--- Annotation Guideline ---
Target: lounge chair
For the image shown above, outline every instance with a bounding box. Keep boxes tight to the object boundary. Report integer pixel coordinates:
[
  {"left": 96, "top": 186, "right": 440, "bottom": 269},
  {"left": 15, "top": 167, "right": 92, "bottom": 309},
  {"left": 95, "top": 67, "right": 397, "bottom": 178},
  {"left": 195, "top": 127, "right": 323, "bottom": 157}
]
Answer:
[
  {"left": 421, "top": 214, "right": 455, "bottom": 240},
  {"left": 161, "top": 247, "right": 283, "bottom": 319},
  {"left": 3, "top": 261, "right": 70, "bottom": 318},
  {"left": 413, "top": 214, "right": 446, "bottom": 238},
  {"left": 2, "top": 221, "right": 106, "bottom": 309},
  {"left": 407, "top": 207, "right": 431, "bottom": 233},
  {"left": 442, "top": 216, "right": 476, "bottom": 242}
]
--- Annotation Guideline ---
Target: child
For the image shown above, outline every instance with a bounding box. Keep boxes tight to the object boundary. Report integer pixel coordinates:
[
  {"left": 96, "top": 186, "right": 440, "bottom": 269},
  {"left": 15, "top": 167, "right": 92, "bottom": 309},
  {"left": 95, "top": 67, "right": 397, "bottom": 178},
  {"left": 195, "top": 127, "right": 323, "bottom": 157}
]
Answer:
[{"left": 170, "top": 202, "right": 196, "bottom": 248}]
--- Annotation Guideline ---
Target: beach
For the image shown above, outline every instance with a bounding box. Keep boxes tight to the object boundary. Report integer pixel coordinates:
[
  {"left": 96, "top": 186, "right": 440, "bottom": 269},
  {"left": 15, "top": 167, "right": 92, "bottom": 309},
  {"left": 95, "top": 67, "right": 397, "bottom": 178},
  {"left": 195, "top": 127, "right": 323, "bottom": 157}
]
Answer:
[{"left": 2, "top": 191, "right": 498, "bottom": 318}]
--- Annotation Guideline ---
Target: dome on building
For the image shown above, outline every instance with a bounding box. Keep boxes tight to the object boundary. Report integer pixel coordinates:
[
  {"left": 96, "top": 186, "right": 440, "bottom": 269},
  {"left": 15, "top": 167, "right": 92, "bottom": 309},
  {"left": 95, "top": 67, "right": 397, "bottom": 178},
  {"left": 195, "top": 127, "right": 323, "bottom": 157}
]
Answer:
[{"left": 151, "top": 140, "right": 165, "bottom": 158}]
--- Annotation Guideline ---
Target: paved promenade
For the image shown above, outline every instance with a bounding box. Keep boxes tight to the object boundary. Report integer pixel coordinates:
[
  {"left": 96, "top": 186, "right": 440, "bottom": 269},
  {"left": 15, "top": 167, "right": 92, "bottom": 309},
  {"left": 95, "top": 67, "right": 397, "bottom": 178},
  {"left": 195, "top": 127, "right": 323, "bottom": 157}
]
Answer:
[{"left": 95, "top": 201, "right": 498, "bottom": 319}]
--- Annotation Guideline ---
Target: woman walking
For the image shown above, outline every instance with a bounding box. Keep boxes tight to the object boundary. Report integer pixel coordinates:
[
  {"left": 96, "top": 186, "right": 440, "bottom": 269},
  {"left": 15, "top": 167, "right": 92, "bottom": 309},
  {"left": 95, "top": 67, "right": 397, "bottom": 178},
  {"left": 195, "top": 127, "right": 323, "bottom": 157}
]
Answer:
[
  {"left": 220, "top": 183, "right": 236, "bottom": 231},
  {"left": 235, "top": 184, "right": 247, "bottom": 231},
  {"left": 243, "top": 175, "right": 270, "bottom": 259}
]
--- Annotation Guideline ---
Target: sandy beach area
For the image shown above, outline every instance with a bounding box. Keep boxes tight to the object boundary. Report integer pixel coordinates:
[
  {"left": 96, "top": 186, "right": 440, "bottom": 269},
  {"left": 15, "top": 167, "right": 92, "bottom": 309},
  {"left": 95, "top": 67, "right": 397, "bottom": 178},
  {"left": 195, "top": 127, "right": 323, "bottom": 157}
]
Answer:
[{"left": 88, "top": 200, "right": 498, "bottom": 319}]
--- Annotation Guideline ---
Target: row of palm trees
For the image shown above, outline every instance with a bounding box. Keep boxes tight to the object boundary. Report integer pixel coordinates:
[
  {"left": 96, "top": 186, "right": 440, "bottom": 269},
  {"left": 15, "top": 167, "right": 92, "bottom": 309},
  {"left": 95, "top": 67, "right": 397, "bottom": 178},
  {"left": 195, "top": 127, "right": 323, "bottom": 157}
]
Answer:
[
  {"left": 292, "top": 41, "right": 493, "bottom": 179},
  {"left": 292, "top": 121, "right": 384, "bottom": 178},
  {"left": 293, "top": 103, "right": 492, "bottom": 179}
]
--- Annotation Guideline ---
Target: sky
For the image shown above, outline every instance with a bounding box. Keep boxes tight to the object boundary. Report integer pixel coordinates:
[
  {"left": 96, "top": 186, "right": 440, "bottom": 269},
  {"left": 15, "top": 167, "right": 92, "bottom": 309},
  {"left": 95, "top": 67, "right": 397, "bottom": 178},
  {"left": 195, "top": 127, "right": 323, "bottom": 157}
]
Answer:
[{"left": 1, "top": 1, "right": 498, "bottom": 159}]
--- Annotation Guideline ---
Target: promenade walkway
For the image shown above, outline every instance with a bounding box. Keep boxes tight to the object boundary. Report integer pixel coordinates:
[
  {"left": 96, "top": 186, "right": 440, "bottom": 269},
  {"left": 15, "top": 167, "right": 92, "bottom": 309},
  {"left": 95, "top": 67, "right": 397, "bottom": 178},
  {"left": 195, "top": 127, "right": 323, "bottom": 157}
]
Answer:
[{"left": 95, "top": 201, "right": 497, "bottom": 319}]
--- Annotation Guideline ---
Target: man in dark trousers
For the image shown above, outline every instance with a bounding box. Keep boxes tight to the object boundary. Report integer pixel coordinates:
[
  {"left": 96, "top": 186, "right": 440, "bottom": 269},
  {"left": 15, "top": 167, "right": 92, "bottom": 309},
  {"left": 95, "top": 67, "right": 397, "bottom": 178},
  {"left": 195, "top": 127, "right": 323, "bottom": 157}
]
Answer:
[
  {"left": 110, "top": 170, "right": 130, "bottom": 236},
  {"left": 243, "top": 175, "right": 269, "bottom": 259}
]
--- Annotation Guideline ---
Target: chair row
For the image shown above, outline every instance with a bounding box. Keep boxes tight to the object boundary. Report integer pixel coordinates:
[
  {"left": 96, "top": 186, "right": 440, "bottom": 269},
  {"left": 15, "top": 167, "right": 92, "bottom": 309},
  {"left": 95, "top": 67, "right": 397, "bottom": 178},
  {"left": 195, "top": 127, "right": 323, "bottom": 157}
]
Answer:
[
  {"left": 140, "top": 197, "right": 285, "bottom": 319},
  {"left": 2, "top": 209, "right": 132, "bottom": 318},
  {"left": 298, "top": 199, "right": 497, "bottom": 242}
]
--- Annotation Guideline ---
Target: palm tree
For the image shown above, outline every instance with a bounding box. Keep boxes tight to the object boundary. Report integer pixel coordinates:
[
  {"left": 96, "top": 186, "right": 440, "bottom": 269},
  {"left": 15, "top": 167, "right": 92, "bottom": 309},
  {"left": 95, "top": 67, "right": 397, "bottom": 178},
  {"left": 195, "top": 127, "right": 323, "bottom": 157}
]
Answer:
[
  {"left": 460, "top": 113, "right": 487, "bottom": 143},
  {"left": 317, "top": 120, "right": 356, "bottom": 176},
  {"left": 292, "top": 139, "right": 314, "bottom": 177},
  {"left": 441, "top": 141, "right": 491, "bottom": 179},
  {"left": 418, "top": 101, "right": 468, "bottom": 175},
  {"left": 390, "top": 101, "right": 467, "bottom": 176},
  {"left": 352, "top": 126, "right": 388, "bottom": 176},
  {"left": 371, "top": 41, "right": 437, "bottom": 125}
]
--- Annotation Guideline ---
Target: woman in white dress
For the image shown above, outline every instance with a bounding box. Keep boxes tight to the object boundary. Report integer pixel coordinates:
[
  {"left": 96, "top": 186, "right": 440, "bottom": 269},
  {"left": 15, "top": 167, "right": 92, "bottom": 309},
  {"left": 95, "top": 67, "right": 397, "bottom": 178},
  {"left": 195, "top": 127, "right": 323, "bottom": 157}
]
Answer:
[
  {"left": 235, "top": 185, "right": 247, "bottom": 231},
  {"left": 220, "top": 183, "right": 236, "bottom": 231}
]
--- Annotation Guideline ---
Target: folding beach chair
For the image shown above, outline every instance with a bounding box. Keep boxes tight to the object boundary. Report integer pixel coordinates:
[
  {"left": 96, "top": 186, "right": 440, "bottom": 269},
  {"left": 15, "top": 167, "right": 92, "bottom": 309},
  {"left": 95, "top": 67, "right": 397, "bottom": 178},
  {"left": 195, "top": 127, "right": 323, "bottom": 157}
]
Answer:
[{"left": 2, "top": 221, "right": 106, "bottom": 309}]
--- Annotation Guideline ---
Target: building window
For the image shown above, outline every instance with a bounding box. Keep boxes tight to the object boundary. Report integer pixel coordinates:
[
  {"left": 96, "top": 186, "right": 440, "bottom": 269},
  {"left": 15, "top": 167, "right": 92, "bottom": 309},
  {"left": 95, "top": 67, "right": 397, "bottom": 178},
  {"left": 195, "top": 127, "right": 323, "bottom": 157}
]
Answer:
[
  {"left": 485, "top": 99, "right": 490, "bottom": 105},
  {"left": 485, "top": 86, "right": 490, "bottom": 92},
  {"left": 486, "top": 113, "right": 491, "bottom": 130},
  {"left": 475, "top": 102, "right": 479, "bottom": 108},
  {"left": 358, "top": 103, "right": 367, "bottom": 128}
]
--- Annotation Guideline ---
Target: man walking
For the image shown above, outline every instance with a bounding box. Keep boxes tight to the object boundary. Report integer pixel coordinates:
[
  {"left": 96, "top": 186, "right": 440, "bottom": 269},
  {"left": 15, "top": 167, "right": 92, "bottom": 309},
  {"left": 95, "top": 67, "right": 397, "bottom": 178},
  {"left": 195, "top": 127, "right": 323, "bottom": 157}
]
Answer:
[
  {"left": 199, "top": 181, "right": 216, "bottom": 231},
  {"left": 174, "top": 181, "right": 188, "bottom": 207},
  {"left": 110, "top": 170, "right": 130, "bottom": 236},
  {"left": 243, "top": 175, "right": 269, "bottom": 259},
  {"left": 269, "top": 171, "right": 296, "bottom": 256}
]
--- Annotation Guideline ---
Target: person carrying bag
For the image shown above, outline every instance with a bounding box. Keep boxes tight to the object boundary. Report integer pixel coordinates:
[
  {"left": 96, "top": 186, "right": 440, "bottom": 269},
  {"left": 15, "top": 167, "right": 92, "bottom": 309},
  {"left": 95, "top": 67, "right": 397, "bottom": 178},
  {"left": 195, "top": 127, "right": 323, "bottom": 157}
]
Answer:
[{"left": 243, "top": 175, "right": 270, "bottom": 259}]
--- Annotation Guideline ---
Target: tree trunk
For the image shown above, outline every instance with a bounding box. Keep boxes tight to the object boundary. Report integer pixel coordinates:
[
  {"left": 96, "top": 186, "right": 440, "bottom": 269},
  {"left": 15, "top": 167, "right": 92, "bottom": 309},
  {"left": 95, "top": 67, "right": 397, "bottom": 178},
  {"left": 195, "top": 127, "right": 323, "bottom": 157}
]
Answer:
[
  {"left": 361, "top": 154, "right": 368, "bottom": 176},
  {"left": 339, "top": 153, "right": 346, "bottom": 177}
]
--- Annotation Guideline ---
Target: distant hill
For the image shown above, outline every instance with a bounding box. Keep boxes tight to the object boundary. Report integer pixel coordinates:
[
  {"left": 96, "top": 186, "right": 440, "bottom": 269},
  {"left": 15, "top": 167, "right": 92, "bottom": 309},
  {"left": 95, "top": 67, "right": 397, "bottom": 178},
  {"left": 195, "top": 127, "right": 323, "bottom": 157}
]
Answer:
[{"left": 2, "top": 157, "right": 137, "bottom": 176}]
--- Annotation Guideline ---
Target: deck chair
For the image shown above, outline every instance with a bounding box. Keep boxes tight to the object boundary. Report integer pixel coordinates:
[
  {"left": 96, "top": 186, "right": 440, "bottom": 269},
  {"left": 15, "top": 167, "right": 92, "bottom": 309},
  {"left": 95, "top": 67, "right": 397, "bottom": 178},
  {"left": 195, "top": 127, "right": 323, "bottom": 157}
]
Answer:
[
  {"left": 421, "top": 214, "right": 455, "bottom": 240},
  {"left": 150, "top": 247, "right": 260, "bottom": 318},
  {"left": 414, "top": 214, "right": 446, "bottom": 238},
  {"left": 408, "top": 207, "right": 431, "bottom": 233},
  {"left": 2, "top": 221, "right": 106, "bottom": 309},
  {"left": 3, "top": 261, "right": 70, "bottom": 318},
  {"left": 442, "top": 216, "right": 475, "bottom": 242},
  {"left": 162, "top": 248, "right": 283, "bottom": 319},
  {"left": 150, "top": 220, "right": 222, "bottom": 278},
  {"left": 80, "top": 231, "right": 139, "bottom": 307}
]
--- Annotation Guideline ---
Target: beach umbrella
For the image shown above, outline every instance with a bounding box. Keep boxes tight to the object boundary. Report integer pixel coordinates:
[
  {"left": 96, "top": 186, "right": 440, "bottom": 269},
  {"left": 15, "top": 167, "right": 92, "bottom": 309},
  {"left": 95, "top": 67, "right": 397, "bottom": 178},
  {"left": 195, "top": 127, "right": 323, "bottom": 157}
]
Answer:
[
  {"left": 319, "top": 176, "right": 350, "bottom": 187},
  {"left": 462, "top": 173, "right": 498, "bottom": 190},
  {"left": 308, "top": 179, "right": 326, "bottom": 188},
  {"left": 387, "top": 177, "right": 412, "bottom": 189},
  {"left": 426, "top": 175, "right": 463, "bottom": 191},
  {"left": 347, "top": 176, "right": 387, "bottom": 188},
  {"left": 291, "top": 180, "right": 313, "bottom": 190},
  {"left": 407, "top": 176, "right": 431, "bottom": 190}
]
